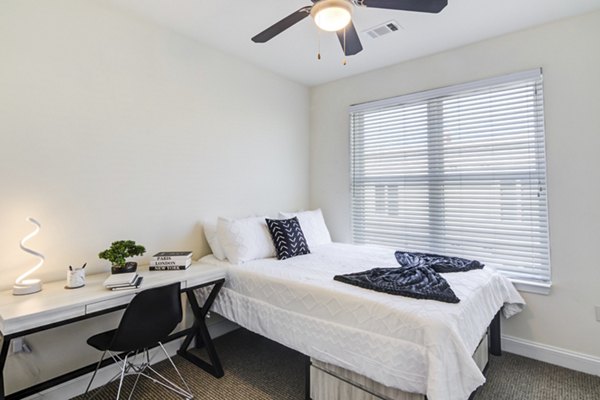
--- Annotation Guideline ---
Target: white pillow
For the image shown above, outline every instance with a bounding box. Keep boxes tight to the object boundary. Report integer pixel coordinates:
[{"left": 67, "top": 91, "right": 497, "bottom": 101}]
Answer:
[
  {"left": 279, "top": 209, "right": 332, "bottom": 247},
  {"left": 203, "top": 222, "right": 226, "bottom": 261},
  {"left": 217, "top": 216, "right": 276, "bottom": 264}
]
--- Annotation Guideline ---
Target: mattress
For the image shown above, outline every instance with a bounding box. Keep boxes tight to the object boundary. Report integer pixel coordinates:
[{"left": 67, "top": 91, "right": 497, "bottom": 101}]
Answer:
[{"left": 200, "top": 243, "right": 524, "bottom": 400}]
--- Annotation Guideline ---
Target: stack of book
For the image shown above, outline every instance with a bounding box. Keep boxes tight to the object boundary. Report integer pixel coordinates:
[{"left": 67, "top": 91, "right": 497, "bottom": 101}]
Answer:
[
  {"left": 150, "top": 251, "right": 193, "bottom": 271},
  {"left": 103, "top": 272, "right": 143, "bottom": 291}
]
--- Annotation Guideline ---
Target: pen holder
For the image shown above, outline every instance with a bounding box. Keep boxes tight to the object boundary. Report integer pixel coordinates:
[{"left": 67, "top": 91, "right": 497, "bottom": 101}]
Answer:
[{"left": 66, "top": 268, "right": 85, "bottom": 289}]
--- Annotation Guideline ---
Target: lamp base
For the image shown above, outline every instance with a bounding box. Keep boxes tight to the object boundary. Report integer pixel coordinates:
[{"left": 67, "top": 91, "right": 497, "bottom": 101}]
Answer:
[{"left": 13, "top": 279, "right": 42, "bottom": 295}]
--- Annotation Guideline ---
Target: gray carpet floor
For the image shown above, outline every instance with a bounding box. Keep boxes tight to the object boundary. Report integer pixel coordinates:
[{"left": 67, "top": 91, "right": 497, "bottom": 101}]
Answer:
[{"left": 73, "top": 329, "right": 600, "bottom": 400}]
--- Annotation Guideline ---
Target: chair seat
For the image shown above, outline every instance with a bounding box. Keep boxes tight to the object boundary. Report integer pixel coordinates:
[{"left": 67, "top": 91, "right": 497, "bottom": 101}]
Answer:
[
  {"left": 88, "top": 329, "right": 161, "bottom": 353},
  {"left": 87, "top": 330, "right": 117, "bottom": 351}
]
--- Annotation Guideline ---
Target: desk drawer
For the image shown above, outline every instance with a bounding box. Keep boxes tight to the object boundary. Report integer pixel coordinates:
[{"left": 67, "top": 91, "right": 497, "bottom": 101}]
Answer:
[{"left": 85, "top": 294, "right": 135, "bottom": 314}]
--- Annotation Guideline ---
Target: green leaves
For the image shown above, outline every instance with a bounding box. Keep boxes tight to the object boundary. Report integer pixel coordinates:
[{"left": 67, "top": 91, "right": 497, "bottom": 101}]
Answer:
[{"left": 98, "top": 240, "right": 146, "bottom": 268}]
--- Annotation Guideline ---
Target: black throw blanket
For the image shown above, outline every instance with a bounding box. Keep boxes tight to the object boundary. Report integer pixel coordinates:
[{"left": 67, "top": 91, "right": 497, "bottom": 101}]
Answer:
[
  {"left": 394, "top": 251, "right": 484, "bottom": 273},
  {"left": 334, "top": 265, "right": 460, "bottom": 303},
  {"left": 334, "top": 251, "right": 484, "bottom": 304}
]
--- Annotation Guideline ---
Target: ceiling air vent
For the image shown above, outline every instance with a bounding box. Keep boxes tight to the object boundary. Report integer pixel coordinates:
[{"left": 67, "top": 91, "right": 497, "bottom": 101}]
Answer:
[{"left": 364, "top": 21, "right": 402, "bottom": 39}]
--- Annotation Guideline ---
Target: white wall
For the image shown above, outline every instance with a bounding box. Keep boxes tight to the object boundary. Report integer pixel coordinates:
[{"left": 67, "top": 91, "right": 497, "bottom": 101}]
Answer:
[
  {"left": 310, "top": 11, "right": 600, "bottom": 361},
  {"left": 0, "top": 0, "right": 309, "bottom": 394}
]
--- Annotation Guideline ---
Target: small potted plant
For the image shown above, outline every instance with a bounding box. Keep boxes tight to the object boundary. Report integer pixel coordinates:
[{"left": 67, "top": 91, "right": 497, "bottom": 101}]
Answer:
[{"left": 99, "top": 240, "right": 146, "bottom": 274}]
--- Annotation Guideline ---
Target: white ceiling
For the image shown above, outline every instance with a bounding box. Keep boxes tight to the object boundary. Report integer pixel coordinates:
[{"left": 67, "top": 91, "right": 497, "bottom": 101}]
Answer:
[{"left": 108, "top": 0, "right": 600, "bottom": 86}]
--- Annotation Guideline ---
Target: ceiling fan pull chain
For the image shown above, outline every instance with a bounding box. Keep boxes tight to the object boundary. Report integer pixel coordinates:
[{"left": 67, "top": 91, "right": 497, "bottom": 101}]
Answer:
[
  {"left": 343, "top": 27, "right": 347, "bottom": 65},
  {"left": 317, "top": 28, "right": 321, "bottom": 60}
]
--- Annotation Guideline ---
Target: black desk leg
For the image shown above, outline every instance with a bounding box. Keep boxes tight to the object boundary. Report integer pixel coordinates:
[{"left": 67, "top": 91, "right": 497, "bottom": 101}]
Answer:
[
  {"left": 177, "top": 279, "right": 225, "bottom": 378},
  {"left": 489, "top": 311, "right": 502, "bottom": 356},
  {"left": 305, "top": 356, "right": 311, "bottom": 400}
]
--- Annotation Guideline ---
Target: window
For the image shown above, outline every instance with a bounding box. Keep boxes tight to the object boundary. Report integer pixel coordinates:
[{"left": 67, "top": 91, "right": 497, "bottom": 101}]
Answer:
[{"left": 350, "top": 69, "right": 550, "bottom": 293}]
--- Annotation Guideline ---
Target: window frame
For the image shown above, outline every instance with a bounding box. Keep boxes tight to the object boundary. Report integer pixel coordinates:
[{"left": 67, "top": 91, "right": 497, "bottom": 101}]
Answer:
[{"left": 349, "top": 69, "right": 551, "bottom": 294}]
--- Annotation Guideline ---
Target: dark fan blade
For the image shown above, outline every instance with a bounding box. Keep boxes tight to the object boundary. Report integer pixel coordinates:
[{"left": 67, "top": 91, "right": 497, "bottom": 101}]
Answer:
[
  {"left": 252, "top": 6, "right": 312, "bottom": 43},
  {"left": 336, "top": 21, "right": 363, "bottom": 56},
  {"left": 362, "top": 0, "right": 448, "bottom": 13}
]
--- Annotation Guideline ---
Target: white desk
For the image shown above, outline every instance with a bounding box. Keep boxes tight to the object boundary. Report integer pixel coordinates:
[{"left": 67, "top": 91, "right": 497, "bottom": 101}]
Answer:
[{"left": 0, "top": 263, "right": 227, "bottom": 399}]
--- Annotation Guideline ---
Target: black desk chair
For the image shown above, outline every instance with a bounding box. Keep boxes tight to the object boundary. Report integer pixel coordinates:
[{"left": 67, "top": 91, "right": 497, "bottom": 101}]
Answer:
[{"left": 85, "top": 282, "right": 193, "bottom": 399}]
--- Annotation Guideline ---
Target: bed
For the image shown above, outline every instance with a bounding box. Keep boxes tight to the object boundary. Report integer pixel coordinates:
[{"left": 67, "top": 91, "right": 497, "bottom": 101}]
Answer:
[{"left": 199, "top": 241, "right": 524, "bottom": 400}]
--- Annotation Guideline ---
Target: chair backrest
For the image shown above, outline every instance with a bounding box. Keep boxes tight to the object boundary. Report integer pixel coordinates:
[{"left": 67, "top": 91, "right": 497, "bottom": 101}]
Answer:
[{"left": 109, "top": 282, "right": 183, "bottom": 352}]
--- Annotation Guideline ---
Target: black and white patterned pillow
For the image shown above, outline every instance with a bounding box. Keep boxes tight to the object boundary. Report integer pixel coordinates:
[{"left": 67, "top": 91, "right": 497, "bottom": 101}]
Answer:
[{"left": 265, "top": 217, "right": 310, "bottom": 260}]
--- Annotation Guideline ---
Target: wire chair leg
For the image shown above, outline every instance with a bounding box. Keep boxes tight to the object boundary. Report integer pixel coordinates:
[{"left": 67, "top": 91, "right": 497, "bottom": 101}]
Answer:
[
  {"left": 158, "top": 341, "right": 193, "bottom": 398},
  {"left": 85, "top": 369, "right": 123, "bottom": 400},
  {"left": 85, "top": 350, "right": 107, "bottom": 394},
  {"left": 127, "top": 350, "right": 148, "bottom": 400},
  {"left": 138, "top": 370, "right": 192, "bottom": 398},
  {"left": 87, "top": 344, "right": 193, "bottom": 399},
  {"left": 127, "top": 370, "right": 143, "bottom": 400},
  {"left": 87, "top": 352, "right": 129, "bottom": 400},
  {"left": 115, "top": 353, "right": 129, "bottom": 400},
  {"left": 133, "top": 343, "right": 193, "bottom": 399}
]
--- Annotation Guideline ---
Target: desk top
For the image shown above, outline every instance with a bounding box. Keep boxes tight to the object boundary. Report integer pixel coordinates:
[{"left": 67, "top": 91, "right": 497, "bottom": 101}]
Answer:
[{"left": 0, "top": 263, "right": 226, "bottom": 336}]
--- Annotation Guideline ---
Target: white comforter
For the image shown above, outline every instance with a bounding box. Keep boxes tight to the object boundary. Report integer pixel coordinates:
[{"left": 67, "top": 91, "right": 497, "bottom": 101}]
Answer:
[{"left": 201, "top": 243, "right": 524, "bottom": 400}]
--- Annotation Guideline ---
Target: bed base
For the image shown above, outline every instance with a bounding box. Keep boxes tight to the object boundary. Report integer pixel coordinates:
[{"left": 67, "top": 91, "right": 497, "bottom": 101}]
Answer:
[{"left": 305, "top": 312, "right": 501, "bottom": 400}]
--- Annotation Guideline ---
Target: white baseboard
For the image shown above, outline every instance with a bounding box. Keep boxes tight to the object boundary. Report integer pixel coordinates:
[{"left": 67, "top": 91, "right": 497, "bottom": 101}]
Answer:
[
  {"left": 31, "top": 321, "right": 240, "bottom": 400},
  {"left": 502, "top": 335, "right": 600, "bottom": 377}
]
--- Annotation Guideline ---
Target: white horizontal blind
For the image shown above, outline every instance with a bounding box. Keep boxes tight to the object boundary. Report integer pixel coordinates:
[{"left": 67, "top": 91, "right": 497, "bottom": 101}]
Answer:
[{"left": 350, "top": 69, "right": 550, "bottom": 285}]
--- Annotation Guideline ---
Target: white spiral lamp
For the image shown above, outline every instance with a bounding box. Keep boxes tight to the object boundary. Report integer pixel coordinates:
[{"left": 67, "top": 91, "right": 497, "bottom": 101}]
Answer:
[{"left": 13, "top": 217, "right": 45, "bottom": 295}]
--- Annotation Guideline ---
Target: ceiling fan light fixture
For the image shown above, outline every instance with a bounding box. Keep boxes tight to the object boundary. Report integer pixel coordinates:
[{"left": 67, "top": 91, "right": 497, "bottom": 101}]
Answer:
[{"left": 311, "top": 0, "right": 353, "bottom": 32}]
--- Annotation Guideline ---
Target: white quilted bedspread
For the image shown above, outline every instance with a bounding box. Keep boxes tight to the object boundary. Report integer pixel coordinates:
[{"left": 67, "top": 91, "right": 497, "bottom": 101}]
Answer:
[{"left": 200, "top": 243, "right": 524, "bottom": 400}]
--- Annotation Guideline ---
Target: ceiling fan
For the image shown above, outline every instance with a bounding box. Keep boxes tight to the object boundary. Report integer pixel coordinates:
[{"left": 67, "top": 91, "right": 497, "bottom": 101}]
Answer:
[{"left": 251, "top": 0, "right": 448, "bottom": 56}]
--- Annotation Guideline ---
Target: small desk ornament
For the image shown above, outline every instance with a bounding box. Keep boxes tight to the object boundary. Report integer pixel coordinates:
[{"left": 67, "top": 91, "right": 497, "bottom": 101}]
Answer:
[
  {"left": 66, "top": 263, "right": 86, "bottom": 289},
  {"left": 13, "top": 217, "right": 45, "bottom": 296}
]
